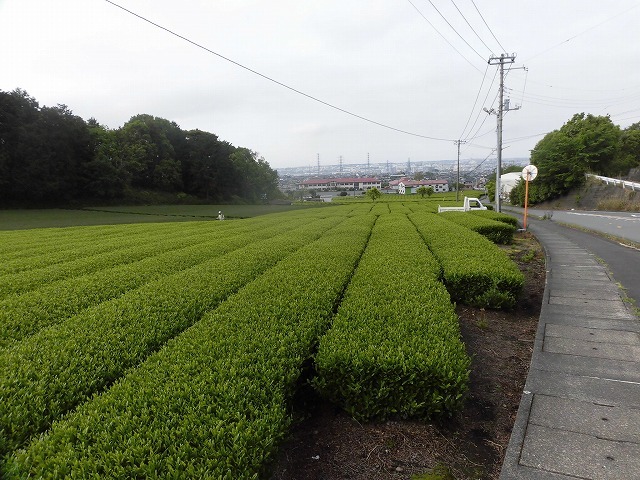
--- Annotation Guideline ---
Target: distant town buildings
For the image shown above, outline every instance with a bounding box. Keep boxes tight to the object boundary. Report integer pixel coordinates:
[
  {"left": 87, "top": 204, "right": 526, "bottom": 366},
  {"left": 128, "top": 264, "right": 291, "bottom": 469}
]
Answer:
[
  {"left": 389, "top": 179, "right": 449, "bottom": 194},
  {"left": 297, "top": 177, "right": 381, "bottom": 191}
]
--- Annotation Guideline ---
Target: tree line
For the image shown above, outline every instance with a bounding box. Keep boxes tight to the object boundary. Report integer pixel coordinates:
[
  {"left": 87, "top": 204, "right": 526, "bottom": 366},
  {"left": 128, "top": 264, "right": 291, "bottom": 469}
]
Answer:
[
  {"left": 0, "top": 89, "right": 281, "bottom": 206},
  {"left": 510, "top": 113, "right": 640, "bottom": 205}
]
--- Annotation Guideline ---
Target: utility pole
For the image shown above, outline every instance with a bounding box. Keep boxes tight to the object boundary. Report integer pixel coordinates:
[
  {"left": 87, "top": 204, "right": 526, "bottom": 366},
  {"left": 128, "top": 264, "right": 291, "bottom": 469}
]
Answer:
[
  {"left": 317, "top": 153, "right": 320, "bottom": 176},
  {"left": 454, "top": 140, "right": 466, "bottom": 202},
  {"left": 367, "top": 153, "right": 370, "bottom": 176},
  {"left": 487, "top": 53, "right": 517, "bottom": 212}
]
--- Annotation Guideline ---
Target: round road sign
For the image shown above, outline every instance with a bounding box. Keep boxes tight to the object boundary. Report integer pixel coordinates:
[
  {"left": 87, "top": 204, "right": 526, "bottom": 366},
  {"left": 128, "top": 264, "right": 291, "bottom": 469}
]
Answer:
[{"left": 522, "top": 164, "right": 538, "bottom": 181}]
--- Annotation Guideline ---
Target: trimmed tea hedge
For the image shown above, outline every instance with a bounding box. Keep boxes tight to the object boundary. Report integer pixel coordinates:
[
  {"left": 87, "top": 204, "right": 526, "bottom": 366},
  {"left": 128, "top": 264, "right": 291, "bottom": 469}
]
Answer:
[
  {"left": 314, "top": 214, "right": 469, "bottom": 421},
  {"left": 439, "top": 211, "right": 516, "bottom": 244},
  {"left": 470, "top": 209, "right": 519, "bottom": 227},
  {"left": 0, "top": 215, "right": 346, "bottom": 457},
  {"left": 410, "top": 212, "right": 523, "bottom": 309},
  {"left": 4, "top": 215, "right": 376, "bottom": 479},
  {"left": 0, "top": 217, "right": 308, "bottom": 348},
  {"left": 0, "top": 221, "right": 248, "bottom": 300}
]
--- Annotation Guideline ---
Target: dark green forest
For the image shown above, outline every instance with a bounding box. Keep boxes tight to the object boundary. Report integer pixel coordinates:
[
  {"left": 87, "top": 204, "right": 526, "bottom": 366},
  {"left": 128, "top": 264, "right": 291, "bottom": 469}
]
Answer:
[
  {"left": 509, "top": 113, "right": 640, "bottom": 205},
  {"left": 0, "top": 89, "right": 282, "bottom": 206}
]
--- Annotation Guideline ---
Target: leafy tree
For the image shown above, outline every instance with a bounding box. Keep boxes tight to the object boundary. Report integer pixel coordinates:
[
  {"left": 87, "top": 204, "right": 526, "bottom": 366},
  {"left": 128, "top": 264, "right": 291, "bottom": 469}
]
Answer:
[
  {"left": 525, "top": 113, "right": 621, "bottom": 204},
  {"left": 181, "top": 130, "right": 232, "bottom": 200},
  {"left": 0, "top": 89, "right": 41, "bottom": 203},
  {"left": 80, "top": 120, "right": 129, "bottom": 198},
  {"left": 365, "top": 187, "right": 382, "bottom": 201},
  {"left": 118, "top": 115, "right": 182, "bottom": 191},
  {"left": 416, "top": 186, "right": 434, "bottom": 198},
  {"left": 0, "top": 89, "right": 282, "bottom": 206},
  {"left": 609, "top": 124, "right": 640, "bottom": 177}
]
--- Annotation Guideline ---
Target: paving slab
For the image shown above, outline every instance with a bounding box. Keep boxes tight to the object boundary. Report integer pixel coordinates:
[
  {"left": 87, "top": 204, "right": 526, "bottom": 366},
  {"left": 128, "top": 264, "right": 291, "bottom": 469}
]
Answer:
[
  {"left": 544, "top": 301, "right": 633, "bottom": 318},
  {"left": 525, "top": 369, "right": 640, "bottom": 408},
  {"left": 549, "top": 270, "right": 611, "bottom": 281},
  {"left": 543, "top": 336, "right": 640, "bottom": 361},
  {"left": 520, "top": 424, "right": 640, "bottom": 480},
  {"left": 529, "top": 394, "right": 640, "bottom": 443},
  {"left": 546, "top": 286, "right": 621, "bottom": 301},
  {"left": 545, "top": 324, "right": 640, "bottom": 344},
  {"left": 547, "top": 296, "right": 623, "bottom": 309},
  {"left": 543, "top": 312, "right": 640, "bottom": 333},
  {"left": 534, "top": 351, "right": 640, "bottom": 383}
]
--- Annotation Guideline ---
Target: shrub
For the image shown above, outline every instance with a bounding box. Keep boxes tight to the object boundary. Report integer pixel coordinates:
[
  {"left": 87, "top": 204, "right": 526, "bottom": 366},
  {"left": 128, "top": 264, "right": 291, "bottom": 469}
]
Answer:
[
  {"left": 439, "top": 212, "right": 516, "bottom": 244},
  {"left": 314, "top": 214, "right": 469, "bottom": 421},
  {"left": 410, "top": 212, "right": 523, "bottom": 309}
]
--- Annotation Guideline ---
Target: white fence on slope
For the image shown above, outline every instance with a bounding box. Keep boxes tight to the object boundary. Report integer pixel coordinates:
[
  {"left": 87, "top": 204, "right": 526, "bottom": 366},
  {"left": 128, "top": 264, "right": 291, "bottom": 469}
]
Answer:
[{"left": 587, "top": 174, "right": 640, "bottom": 191}]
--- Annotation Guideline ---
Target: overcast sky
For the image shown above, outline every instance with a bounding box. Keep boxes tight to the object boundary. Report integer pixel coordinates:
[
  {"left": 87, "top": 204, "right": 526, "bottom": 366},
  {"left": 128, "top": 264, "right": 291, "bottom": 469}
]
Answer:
[{"left": 2, "top": 0, "right": 639, "bottom": 170}]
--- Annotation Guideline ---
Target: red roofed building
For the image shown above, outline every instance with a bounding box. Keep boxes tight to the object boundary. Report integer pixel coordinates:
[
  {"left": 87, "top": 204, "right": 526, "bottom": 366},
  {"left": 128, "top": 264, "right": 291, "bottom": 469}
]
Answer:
[{"left": 297, "top": 177, "right": 381, "bottom": 191}]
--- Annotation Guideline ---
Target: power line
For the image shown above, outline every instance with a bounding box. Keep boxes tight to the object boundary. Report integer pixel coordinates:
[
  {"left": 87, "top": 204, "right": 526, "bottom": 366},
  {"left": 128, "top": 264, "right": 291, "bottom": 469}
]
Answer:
[
  {"left": 470, "top": 0, "right": 506, "bottom": 53},
  {"left": 104, "top": 0, "right": 455, "bottom": 142},
  {"left": 458, "top": 63, "right": 491, "bottom": 139},
  {"left": 525, "top": 3, "right": 640, "bottom": 63},
  {"left": 462, "top": 69, "right": 500, "bottom": 142},
  {"left": 405, "top": 0, "right": 483, "bottom": 74},
  {"left": 425, "top": 0, "right": 487, "bottom": 62},
  {"left": 449, "top": 0, "right": 495, "bottom": 55}
]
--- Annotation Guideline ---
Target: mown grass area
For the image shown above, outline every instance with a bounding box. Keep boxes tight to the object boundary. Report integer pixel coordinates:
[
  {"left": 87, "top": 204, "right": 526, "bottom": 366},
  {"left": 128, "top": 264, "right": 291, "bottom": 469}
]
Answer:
[{"left": 0, "top": 204, "right": 319, "bottom": 231}]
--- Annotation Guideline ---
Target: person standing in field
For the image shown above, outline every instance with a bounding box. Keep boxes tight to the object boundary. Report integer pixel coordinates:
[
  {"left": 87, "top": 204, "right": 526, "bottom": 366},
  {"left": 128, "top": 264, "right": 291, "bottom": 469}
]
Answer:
[{"left": 217, "top": 211, "right": 225, "bottom": 221}]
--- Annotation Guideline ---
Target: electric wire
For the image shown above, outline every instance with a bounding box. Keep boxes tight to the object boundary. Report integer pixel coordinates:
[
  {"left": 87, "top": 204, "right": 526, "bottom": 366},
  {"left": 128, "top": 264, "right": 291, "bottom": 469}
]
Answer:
[
  {"left": 525, "top": 3, "right": 640, "bottom": 63},
  {"left": 470, "top": 0, "right": 507, "bottom": 52},
  {"left": 462, "top": 69, "right": 500, "bottom": 142},
  {"left": 449, "top": 0, "right": 495, "bottom": 56},
  {"left": 458, "top": 63, "right": 491, "bottom": 139},
  {"left": 467, "top": 149, "right": 497, "bottom": 174},
  {"left": 405, "top": 0, "right": 483, "bottom": 74},
  {"left": 424, "top": 0, "right": 487, "bottom": 62},
  {"left": 104, "top": 0, "right": 456, "bottom": 142}
]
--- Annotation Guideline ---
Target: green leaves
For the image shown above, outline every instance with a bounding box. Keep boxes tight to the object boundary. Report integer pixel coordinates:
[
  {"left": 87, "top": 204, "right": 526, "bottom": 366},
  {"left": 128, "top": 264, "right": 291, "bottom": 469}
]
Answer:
[
  {"left": 314, "top": 214, "right": 469, "bottom": 421},
  {"left": 4, "top": 213, "right": 375, "bottom": 478},
  {"left": 0, "top": 205, "right": 526, "bottom": 477},
  {"left": 440, "top": 211, "right": 516, "bottom": 244},
  {"left": 411, "top": 212, "right": 523, "bottom": 309}
]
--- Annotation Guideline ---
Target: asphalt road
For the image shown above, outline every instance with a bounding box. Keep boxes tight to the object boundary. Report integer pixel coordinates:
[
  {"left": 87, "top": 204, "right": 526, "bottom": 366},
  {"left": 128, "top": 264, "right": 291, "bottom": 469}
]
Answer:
[
  {"left": 525, "top": 208, "right": 640, "bottom": 243},
  {"left": 506, "top": 208, "right": 640, "bottom": 309}
]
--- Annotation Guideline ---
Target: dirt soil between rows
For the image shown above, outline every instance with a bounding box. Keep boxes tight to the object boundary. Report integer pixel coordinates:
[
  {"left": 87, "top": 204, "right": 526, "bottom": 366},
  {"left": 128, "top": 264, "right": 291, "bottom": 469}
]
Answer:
[{"left": 270, "top": 231, "right": 545, "bottom": 480}]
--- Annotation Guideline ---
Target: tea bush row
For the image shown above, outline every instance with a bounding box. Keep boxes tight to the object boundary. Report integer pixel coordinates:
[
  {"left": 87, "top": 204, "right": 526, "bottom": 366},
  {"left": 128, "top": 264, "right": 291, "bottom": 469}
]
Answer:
[
  {"left": 4, "top": 215, "right": 376, "bottom": 479},
  {"left": 0, "top": 215, "right": 346, "bottom": 457},
  {"left": 0, "top": 216, "right": 308, "bottom": 348},
  {"left": 439, "top": 211, "right": 516, "bottom": 244},
  {"left": 314, "top": 214, "right": 470, "bottom": 421},
  {"left": 410, "top": 212, "right": 523, "bottom": 309},
  {"left": 0, "top": 221, "right": 225, "bottom": 275},
  {"left": 470, "top": 210, "right": 520, "bottom": 227},
  {"left": 0, "top": 223, "right": 245, "bottom": 300}
]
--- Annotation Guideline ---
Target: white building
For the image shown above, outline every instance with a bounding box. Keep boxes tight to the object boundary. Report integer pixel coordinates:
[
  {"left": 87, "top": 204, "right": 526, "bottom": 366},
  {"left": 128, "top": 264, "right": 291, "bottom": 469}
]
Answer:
[
  {"left": 500, "top": 172, "right": 523, "bottom": 199},
  {"left": 298, "top": 177, "right": 381, "bottom": 191},
  {"left": 389, "top": 179, "right": 449, "bottom": 194}
]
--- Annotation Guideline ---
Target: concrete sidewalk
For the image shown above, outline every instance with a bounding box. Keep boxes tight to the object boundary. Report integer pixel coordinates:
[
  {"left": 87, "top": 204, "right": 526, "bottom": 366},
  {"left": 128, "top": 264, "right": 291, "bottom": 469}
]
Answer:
[{"left": 500, "top": 218, "right": 640, "bottom": 479}]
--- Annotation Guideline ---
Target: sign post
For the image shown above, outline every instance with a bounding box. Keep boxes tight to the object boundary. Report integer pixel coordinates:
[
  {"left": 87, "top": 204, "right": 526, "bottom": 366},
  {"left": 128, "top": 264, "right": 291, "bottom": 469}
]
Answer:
[{"left": 521, "top": 165, "right": 538, "bottom": 230}]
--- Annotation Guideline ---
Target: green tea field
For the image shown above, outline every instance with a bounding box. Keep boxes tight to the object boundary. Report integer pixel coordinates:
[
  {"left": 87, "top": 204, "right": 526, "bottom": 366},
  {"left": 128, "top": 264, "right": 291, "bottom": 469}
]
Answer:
[{"left": 0, "top": 203, "right": 524, "bottom": 478}]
